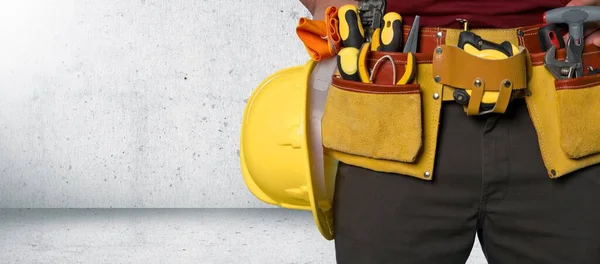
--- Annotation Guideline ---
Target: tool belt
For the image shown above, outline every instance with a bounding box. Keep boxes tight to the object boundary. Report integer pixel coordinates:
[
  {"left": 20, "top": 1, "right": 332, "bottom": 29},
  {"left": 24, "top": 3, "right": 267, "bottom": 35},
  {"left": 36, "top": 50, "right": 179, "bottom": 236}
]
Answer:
[{"left": 321, "top": 24, "right": 600, "bottom": 180}]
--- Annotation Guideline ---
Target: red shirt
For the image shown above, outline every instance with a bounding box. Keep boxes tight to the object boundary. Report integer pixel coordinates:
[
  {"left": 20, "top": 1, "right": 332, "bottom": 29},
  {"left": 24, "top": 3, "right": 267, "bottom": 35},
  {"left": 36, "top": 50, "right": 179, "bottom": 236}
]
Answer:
[{"left": 386, "top": 0, "right": 570, "bottom": 28}]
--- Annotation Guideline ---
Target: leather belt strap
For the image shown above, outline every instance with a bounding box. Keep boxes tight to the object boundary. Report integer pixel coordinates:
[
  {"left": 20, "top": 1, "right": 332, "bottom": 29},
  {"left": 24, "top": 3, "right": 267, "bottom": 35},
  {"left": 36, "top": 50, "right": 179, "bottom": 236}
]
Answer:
[
  {"left": 365, "top": 24, "right": 545, "bottom": 85},
  {"left": 364, "top": 23, "right": 550, "bottom": 105},
  {"left": 398, "top": 23, "right": 547, "bottom": 60}
]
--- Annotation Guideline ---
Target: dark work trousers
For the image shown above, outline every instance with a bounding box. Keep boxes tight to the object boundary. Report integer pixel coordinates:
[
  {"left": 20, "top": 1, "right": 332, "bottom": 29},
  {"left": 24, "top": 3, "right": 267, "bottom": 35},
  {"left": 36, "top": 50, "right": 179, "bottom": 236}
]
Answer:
[{"left": 333, "top": 98, "right": 600, "bottom": 264}]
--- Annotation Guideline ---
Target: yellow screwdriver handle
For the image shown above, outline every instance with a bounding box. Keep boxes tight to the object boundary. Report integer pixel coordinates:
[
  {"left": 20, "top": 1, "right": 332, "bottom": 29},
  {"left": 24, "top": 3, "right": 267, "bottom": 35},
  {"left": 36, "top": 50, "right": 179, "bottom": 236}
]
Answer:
[
  {"left": 337, "top": 47, "right": 361, "bottom": 81},
  {"left": 338, "top": 4, "right": 365, "bottom": 49},
  {"left": 380, "top": 12, "right": 403, "bottom": 52}
]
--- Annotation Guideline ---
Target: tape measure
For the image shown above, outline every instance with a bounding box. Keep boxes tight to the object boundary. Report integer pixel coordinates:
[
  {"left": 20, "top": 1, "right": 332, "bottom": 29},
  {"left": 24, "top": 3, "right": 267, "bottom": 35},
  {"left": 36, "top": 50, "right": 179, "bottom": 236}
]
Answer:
[{"left": 455, "top": 31, "right": 520, "bottom": 112}]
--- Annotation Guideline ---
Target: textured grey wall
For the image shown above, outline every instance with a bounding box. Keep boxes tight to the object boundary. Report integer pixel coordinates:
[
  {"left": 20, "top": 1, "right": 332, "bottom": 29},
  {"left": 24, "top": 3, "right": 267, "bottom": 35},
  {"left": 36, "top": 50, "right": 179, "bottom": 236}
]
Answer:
[
  {"left": 0, "top": 0, "right": 311, "bottom": 208},
  {"left": 0, "top": 209, "right": 488, "bottom": 264}
]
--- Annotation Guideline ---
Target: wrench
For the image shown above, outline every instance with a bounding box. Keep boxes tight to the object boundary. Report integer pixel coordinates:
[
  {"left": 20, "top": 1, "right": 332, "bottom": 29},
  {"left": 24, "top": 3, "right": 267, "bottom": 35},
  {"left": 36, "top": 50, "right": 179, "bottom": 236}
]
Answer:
[
  {"left": 544, "top": 6, "right": 600, "bottom": 78},
  {"left": 544, "top": 46, "right": 579, "bottom": 79}
]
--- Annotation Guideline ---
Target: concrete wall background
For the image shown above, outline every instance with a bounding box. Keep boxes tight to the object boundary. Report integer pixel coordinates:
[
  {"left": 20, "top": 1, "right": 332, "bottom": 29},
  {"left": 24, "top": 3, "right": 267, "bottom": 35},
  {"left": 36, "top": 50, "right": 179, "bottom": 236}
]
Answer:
[{"left": 0, "top": 0, "right": 311, "bottom": 208}]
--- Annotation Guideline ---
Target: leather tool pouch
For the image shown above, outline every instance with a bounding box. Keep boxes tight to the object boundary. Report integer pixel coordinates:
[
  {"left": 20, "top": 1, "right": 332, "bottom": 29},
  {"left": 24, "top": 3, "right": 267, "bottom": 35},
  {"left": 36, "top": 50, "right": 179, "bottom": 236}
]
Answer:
[
  {"left": 322, "top": 77, "right": 423, "bottom": 163},
  {"left": 321, "top": 49, "right": 444, "bottom": 180},
  {"left": 432, "top": 45, "right": 530, "bottom": 116},
  {"left": 320, "top": 27, "right": 600, "bottom": 180},
  {"left": 525, "top": 44, "right": 600, "bottom": 178}
]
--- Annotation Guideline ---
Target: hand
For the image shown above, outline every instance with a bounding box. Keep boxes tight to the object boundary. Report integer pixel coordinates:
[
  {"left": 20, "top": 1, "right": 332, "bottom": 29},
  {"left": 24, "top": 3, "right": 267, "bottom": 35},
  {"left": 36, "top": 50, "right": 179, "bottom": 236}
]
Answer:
[{"left": 565, "top": 0, "right": 600, "bottom": 46}]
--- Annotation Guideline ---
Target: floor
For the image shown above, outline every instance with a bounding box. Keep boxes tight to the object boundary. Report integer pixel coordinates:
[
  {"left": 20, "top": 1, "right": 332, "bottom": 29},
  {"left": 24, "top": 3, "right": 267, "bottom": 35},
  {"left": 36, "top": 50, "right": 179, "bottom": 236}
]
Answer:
[{"left": 0, "top": 209, "right": 487, "bottom": 264}]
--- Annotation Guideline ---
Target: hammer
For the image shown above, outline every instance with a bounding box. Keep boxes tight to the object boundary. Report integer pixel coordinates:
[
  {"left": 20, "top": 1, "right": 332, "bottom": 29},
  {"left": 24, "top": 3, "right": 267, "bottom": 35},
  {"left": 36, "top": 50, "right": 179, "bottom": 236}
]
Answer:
[{"left": 544, "top": 6, "right": 600, "bottom": 77}]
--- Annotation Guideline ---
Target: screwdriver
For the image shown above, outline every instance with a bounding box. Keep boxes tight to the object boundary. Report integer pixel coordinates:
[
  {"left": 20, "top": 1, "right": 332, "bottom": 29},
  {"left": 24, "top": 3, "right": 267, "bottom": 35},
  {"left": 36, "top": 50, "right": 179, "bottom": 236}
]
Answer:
[
  {"left": 380, "top": 12, "right": 403, "bottom": 52},
  {"left": 338, "top": 4, "right": 365, "bottom": 49},
  {"left": 337, "top": 47, "right": 362, "bottom": 81}
]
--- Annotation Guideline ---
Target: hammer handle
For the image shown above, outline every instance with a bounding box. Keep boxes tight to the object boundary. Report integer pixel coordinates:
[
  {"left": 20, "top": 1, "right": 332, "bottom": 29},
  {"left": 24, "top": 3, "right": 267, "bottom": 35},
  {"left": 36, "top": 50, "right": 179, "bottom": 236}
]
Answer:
[{"left": 538, "top": 23, "right": 566, "bottom": 51}]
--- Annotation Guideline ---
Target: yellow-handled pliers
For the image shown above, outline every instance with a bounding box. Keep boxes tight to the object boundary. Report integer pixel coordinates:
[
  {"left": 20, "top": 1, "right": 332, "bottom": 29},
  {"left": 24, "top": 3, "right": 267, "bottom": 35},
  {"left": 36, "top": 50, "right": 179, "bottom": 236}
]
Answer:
[
  {"left": 397, "top": 15, "right": 419, "bottom": 85},
  {"left": 356, "top": 16, "right": 419, "bottom": 84}
]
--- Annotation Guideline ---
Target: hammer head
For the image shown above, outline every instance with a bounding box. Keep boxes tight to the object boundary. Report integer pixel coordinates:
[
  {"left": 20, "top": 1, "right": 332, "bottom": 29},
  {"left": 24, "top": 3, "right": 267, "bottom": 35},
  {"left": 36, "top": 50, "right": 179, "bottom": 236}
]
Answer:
[
  {"left": 544, "top": 6, "right": 600, "bottom": 24},
  {"left": 544, "top": 6, "right": 600, "bottom": 40}
]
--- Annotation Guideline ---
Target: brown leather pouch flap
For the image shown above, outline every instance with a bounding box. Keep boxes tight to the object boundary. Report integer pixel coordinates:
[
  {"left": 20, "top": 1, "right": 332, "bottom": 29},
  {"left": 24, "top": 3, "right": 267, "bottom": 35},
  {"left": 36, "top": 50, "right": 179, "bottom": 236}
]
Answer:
[
  {"left": 432, "top": 45, "right": 529, "bottom": 91},
  {"left": 432, "top": 45, "right": 529, "bottom": 115}
]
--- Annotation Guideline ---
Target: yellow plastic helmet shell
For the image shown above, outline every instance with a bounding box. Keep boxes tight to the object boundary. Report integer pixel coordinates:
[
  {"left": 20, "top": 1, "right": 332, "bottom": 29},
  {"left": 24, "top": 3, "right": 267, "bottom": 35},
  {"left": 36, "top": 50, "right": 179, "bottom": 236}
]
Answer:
[{"left": 240, "top": 59, "right": 337, "bottom": 240}]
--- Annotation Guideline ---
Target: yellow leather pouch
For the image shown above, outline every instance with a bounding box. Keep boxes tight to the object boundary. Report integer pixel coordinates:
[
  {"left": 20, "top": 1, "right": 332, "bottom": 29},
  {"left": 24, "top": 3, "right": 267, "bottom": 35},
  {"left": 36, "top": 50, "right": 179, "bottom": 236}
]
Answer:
[
  {"left": 525, "top": 46, "right": 600, "bottom": 178},
  {"left": 321, "top": 26, "right": 600, "bottom": 180},
  {"left": 321, "top": 27, "right": 529, "bottom": 180},
  {"left": 555, "top": 74, "right": 600, "bottom": 159},
  {"left": 321, "top": 49, "right": 445, "bottom": 180},
  {"left": 322, "top": 77, "right": 423, "bottom": 163}
]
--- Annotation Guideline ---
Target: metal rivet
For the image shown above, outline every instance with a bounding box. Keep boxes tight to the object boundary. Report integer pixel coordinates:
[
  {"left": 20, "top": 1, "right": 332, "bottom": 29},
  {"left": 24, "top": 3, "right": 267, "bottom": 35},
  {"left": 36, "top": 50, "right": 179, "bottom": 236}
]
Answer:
[
  {"left": 503, "top": 80, "right": 511, "bottom": 88},
  {"left": 474, "top": 79, "right": 482, "bottom": 87},
  {"left": 517, "top": 29, "right": 524, "bottom": 37},
  {"left": 551, "top": 169, "right": 557, "bottom": 176},
  {"left": 434, "top": 75, "right": 441, "bottom": 83},
  {"left": 433, "top": 93, "right": 440, "bottom": 100},
  {"left": 435, "top": 47, "right": 442, "bottom": 54},
  {"left": 436, "top": 31, "right": 443, "bottom": 38},
  {"left": 424, "top": 171, "right": 431, "bottom": 178}
]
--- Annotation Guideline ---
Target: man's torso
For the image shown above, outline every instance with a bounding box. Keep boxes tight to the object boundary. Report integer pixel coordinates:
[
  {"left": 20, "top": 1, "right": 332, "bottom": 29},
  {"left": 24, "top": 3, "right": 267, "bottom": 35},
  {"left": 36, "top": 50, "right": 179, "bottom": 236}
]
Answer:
[{"left": 386, "top": 0, "right": 570, "bottom": 28}]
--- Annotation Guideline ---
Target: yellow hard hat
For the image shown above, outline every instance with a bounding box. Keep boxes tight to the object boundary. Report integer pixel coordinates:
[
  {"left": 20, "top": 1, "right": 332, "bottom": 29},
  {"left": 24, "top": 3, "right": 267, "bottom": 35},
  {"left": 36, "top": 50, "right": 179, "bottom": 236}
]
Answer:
[{"left": 240, "top": 59, "right": 337, "bottom": 240}]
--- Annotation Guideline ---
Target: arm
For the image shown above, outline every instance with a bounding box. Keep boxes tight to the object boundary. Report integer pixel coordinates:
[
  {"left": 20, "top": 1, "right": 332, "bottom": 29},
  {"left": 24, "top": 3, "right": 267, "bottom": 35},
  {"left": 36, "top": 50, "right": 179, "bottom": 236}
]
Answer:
[{"left": 299, "top": 0, "right": 356, "bottom": 20}]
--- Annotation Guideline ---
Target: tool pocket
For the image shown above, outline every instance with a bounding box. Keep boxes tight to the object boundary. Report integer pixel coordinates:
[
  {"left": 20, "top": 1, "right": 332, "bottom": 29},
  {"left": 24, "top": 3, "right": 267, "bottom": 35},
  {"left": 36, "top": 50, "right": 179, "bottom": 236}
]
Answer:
[
  {"left": 554, "top": 71, "right": 600, "bottom": 159},
  {"left": 525, "top": 45, "right": 600, "bottom": 177},
  {"left": 321, "top": 76, "right": 423, "bottom": 163}
]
